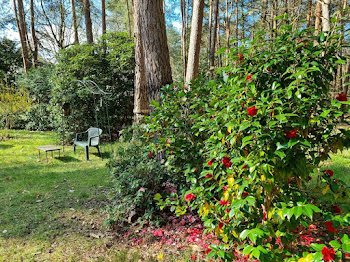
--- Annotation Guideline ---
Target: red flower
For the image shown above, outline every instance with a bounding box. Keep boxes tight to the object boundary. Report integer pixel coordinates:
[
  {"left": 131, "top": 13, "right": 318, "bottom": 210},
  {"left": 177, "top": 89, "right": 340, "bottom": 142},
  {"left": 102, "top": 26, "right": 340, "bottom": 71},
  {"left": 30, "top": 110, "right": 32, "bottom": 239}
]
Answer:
[
  {"left": 247, "top": 106, "right": 258, "bottom": 117},
  {"left": 322, "top": 246, "right": 336, "bottom": 262},
  {"left": 207, "top": 159, "right": 215, "bottom": 166},
  {"left": 345, "top": 253, "right": 349, "bottom": 258},
  {"left": 204, "top": 248, "right": 212, "bottom": 255},
  {"left": 284, "top": 129, "right": 298, "bottom": 139},
  {"left": 332, "top": 205, "right": 341, "bottom": 215},
  {"left": 185, "top": 193, "right": 196, "bottom": 202},
  {"left": 219, "top": 200, "right": 230, "bottom": 206},
  {"left": 242, "top": 192, "right": 249, "bottom": 198},
  {"left": 223, "top": 185, "right": 228, "bottom": 192},
  {"left": 241, "top": 164, "right": 248, "bottom": 170},
  {"left": 190, "top": 255, "right": 196, "bottom": 261},
  {"left": 238, "top": 53, "right": 244, "bottom": 61},
  {"left": 218, "top": 222, "right": 224, "bottom": 230},
  {"left": 263, "top": 211, "right": 267, "bottom": 221},
  {"left": 205, "top": 174, "right": 214, "bottom": 179},
  {"left": 300, "top": 234, "right": 314, "bottom": 246},
  {"left": 225, "top": 208, "right": 230, "bottom": 213},
  {"left": 325, "top": 221, "right": 338, "bottom": 233},
  {"left": 336, "top": 93, "right": 348, "bottom": 101},
  {"left": 222, "top": 157, "right": 232, "bottom": 168},
  {"left": 267, "top": 67, "right": 271, "bottom": 72},
  {"left": 322, "top": 169, "right": 334, "bottom": 177},
  {"left": 246, "top": 74, "right": 253, "bottom": 81},
  {"left": 147, "top": 152, "right": 153, "bottom": 158},
  {"left": 308, "top": 176, "right": 312, "bottom": 181}
]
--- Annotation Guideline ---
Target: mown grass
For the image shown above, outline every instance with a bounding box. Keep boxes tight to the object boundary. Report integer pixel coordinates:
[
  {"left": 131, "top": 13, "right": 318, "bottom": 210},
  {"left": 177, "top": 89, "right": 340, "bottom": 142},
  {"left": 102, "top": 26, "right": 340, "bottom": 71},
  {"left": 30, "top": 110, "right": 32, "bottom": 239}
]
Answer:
[
  {"left": 0, "top": 130, "right": 349, "bottom": 262},
  {"left": 0, "top": 130, "right": 193, "bottom": 262}
]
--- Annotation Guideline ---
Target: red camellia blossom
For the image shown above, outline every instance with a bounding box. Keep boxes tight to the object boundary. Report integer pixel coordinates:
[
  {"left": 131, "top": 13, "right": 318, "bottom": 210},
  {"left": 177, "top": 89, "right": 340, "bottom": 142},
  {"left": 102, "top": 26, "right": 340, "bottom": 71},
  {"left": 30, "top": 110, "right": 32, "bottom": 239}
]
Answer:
[
  {"left": 325, "top": 221, "right": 338, "bottom": 233},
  {"left": 219, "top": 200, "right": 230, "bottom": 206},
  {"left": 222, "top": 157, "right": 232, "bottom": 168},
  {"left": 218, "top": 222, "right": 224, "bottom": 230},
  {"left": 205, "top": 174, "right": 214, "bottom": 179},
  {"left": 322, "top": 169, "right": 334, "bottom": 177},
  {"left": 322, "top": 247, "right": 336, "bottom": 262},
  {"left": 207, "top": 159, "right": 215, "bottom": 166},
  {"left": 263, "top": 212, "right": 267, "bottom": 221},
  {"left": 204, "top": 248, "right": 212, "bottom": 255},
  {"left": 336, "top": 93, "right": 348, "bottom": 101},
  {"left": 246, "top": 74, "right": 253, "bottom": 81},
  {"left": 238, "top": 53, "right": 244, "bottom": 61},
  {"left": 242, "top": 192, "right": 249, "bottom": 198},
  {"left": 345, "top": 253, "right": 349, "bottom": 258},
  {"left": 247, "top": 106, "right": 258, "bottom": 117},
  {"left": 185, "top": 193, "right": 196, "bottom": 202},
  {"left": 267, "top": 67, "right": 271, "bottom": 72},
  {"left": 147, "top": 152, "right": 153, "bottom": 158},
  {"left": 284, "top": 129, "right": 298, "bottom": 139},
  {"left": 332, "top": 204, "right": 342, "bottom": 215}
]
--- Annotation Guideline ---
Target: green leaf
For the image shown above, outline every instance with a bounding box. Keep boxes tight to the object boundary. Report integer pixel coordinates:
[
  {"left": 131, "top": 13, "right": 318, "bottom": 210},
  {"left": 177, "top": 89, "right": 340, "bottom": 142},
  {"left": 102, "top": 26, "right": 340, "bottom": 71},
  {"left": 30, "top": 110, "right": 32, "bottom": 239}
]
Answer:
[
  {"left": 303, "top": 205, "right": 313, "bottom": 219},
  {"left": 240, "top": 121, "right": 251, "bottom": 131},
  {"left": 240, "top": 230, "right": 250, "bottom": 240},
  {"left": 294, "top": 206, "right": 303, "bottom": 219},
  {"left": 311, "top": 243, "right": 325, "bottom": 252},
  {"left": 329, "top": 240, "right": 341, "bottom": 249},
  {"left": 243, "top": 246, "right": 254, "bottom": 255},
  {"left": 275, "top": 150, "right": 286, "bottom": 159}
]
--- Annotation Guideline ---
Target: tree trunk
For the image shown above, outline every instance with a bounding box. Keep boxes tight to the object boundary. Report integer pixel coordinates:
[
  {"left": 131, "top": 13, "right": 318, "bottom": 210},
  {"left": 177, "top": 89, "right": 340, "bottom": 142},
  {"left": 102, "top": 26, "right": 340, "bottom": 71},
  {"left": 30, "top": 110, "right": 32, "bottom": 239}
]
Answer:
[
  {"left": 306, "top": 0, "right": 313, "bottom": 28},
  {"left": 185, "top": 0, "right": 204, "bottom": 83},
  {"left": 126, "top": 0, "right": 132, "bottom": 38},
  {"left": 136, "top": 0, "right": 172, "bottom": 104},
  {"left": 235, "top": 0, "right": 238, "bottom": 44},
  {"left": 314, "top": 0, "right": 322, "bottom": 36},
  {"left": 321, "top": 0, "right": 330, "bottom": 33},
  {"left": 30, "top": 0, "right": 38, "bottom": 67},
  {"left": 225, "top": 0, "right": 233, "bottom": 64},
  {"left": 71, "top": 0, "right": 79, "bottom": 44},
  {"left": 14, "top": 0, "right": 29, "bottom": 72},
  {"left": 181, "top": 0, "right": 187, "bottom": 81},
  {"left": 102, "top": 0, "right": 106, "bottom": 34},
  {"left": 133, "top": 0, "right": 149, "bottom": 122},
  {"left": 208, "top": 0, "right": 213, "bottom": 68},
  {"left": 83, "top": 0, "right": 94, "bottom": 43},
  {"left": 209, "top": 0, "right": 219, "bottom": 71}
]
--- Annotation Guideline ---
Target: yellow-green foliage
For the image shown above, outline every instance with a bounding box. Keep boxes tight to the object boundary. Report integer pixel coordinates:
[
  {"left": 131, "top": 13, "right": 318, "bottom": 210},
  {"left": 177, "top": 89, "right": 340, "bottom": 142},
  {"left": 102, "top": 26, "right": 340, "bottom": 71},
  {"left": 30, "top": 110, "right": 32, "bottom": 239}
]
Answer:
[{"left": 0, "top": 80, "right": 31, "bottom": 129}]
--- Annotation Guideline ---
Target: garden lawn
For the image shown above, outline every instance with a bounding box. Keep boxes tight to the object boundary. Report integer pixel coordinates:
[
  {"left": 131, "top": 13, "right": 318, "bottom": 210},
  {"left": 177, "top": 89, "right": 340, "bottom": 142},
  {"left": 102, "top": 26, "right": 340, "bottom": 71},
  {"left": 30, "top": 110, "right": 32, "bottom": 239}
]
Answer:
[
  {"left": 0, "top": 130, "right": 349, "bottom": 262},
  {"left": 0, "top": 130, "right": 149, "bottom": 262}
]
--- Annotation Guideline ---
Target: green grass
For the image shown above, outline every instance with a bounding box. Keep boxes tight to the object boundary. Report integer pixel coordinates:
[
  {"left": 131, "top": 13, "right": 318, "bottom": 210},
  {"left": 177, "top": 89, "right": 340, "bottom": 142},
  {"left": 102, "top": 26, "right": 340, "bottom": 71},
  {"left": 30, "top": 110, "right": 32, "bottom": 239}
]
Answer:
[
  {"left": 0, "top": 130, "right": 349, "bottom": 261},
  {"left": 0, "top": 130, "right": 118, "bottom": 261}
]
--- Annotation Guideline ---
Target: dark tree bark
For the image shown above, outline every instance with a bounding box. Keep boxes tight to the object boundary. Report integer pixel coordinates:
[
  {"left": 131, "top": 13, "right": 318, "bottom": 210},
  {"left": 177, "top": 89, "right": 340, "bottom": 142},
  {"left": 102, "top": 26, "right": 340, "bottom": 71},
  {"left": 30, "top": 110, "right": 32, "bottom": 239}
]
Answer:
[
  {"left": 83, "top": 0, "right": 93, "bottom": 43},
  {"left": 133, "top": 0, "right": 149, "bottom": 122},
  {"left": 70, "top": 0, "right": 79, "bottom": 44},
  {"left": 30, "top": 0, "right": 38, "bottom": 67},
  {"left": 133, "top": 0, "right": 172, "bottom": 119},
  {"left": 102, "top": 0, "right": 106, "bottom": 34},
  {"left": 181, "top": 0, "right": 187, "bottom": 81},
  {"left": 14, "top": 0, "right": 29, "bottom": 72},
  {"left": 186, "top": 0, "right": 204, "bottom": 82},
  {"left": 209, "top": 0, "right": 219, "bottom": 70}
]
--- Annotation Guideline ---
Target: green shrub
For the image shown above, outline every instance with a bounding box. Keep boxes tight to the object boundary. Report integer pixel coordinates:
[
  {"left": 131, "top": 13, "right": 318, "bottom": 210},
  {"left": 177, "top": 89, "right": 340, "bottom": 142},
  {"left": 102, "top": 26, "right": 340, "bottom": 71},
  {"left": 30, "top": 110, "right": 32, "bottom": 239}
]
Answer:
[
  {"left": 150, "top": 25, "right": 350, "bottom": 261},
  {"left": 51, "top": 32, "right": 134, "bottom": 141},
  {"left": 16, "top": 64, "right": 55, "bottom": 130},
  {"left": 108, "top": 124, "right": 184, "bottom": 224}
]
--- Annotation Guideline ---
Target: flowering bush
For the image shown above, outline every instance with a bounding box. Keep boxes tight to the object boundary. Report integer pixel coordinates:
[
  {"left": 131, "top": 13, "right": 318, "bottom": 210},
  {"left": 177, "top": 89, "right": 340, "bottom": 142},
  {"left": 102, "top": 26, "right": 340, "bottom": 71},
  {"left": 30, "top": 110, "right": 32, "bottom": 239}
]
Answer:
[{"left": 150, "top": 25, "right": 350, "bottom": 261}]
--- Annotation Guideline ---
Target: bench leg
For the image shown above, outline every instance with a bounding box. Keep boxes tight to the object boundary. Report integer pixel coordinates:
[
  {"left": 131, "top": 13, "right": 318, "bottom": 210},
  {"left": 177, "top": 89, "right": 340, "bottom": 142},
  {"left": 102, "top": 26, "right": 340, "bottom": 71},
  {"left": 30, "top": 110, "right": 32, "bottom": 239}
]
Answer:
[
  {"left": 73, "top": 144, "right": 76, "bottom": 153},
  {"left": 85, "top": 146, "right": 89, "bottom": 160}
]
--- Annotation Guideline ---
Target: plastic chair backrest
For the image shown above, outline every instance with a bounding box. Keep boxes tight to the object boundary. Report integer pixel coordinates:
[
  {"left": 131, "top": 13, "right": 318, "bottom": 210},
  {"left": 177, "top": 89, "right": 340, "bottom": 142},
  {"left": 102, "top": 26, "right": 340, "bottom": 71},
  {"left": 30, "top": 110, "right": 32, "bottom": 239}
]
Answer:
[{"left": 87, "top": 127, "right": 102, "bottom": 146}]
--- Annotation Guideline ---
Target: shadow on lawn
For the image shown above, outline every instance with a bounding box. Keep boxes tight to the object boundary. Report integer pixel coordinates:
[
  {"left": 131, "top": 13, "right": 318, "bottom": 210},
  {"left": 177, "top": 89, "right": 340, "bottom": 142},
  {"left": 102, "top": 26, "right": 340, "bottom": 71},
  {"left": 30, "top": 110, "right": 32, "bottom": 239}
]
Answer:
[
  {"left": 0, "top": 144, "right": 13, "bottom": 149},
  {"left": 57, "top": 156, "right": 81, "bottom": 163}
]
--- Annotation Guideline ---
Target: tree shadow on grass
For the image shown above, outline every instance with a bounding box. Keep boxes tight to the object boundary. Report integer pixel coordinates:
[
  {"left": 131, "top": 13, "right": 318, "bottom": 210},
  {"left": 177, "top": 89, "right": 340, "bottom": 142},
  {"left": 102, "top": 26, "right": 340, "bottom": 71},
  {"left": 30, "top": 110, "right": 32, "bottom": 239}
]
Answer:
[
  {"left": 57, "top": 156, "right": 81, "bottom": 163},
  {"left": 0, "top": 144, "right": 13, "bottom": 149}
]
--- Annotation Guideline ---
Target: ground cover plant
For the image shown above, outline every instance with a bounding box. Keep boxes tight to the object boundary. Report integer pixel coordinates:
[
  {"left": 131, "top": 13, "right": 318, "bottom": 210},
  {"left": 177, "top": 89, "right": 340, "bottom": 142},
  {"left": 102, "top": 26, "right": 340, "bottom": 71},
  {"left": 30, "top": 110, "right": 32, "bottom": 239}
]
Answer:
[{"left": 146, "top": 25, "right": 350, "bottom": 261}]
